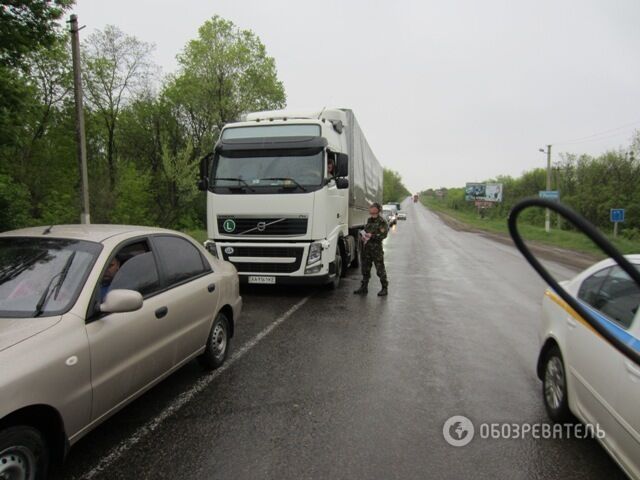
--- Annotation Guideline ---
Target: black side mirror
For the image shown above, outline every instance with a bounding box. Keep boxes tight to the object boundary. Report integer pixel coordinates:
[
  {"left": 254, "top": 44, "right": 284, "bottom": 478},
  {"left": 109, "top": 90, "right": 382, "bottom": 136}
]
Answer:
[
  {"left": 198, "top": 153, "right": 213, "bottom": 190},
  {"left": 336, "top": 177, "right": 349, "bottom": 189},
  {"left": 509, "top": 198, "right": 640, "bottom": 366},
  {"left": 336, "top": 153, "right": 349, "bottom": 177}
]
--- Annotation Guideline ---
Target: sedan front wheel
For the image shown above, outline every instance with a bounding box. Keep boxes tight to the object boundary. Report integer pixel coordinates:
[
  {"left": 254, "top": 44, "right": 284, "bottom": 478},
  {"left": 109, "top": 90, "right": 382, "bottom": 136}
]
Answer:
[
  {"left": 542, "top": 346, "right": 573, "bottom": 423},
  {"left": 0, "top": 426, "right": 49, "bottom": 480}
]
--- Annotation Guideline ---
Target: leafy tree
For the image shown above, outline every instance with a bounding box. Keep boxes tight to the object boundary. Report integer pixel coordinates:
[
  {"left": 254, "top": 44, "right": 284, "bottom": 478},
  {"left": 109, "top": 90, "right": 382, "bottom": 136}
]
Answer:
[
  {"left": 111, "top": 162, "right": 154, "bottom": 225},
  {"left": 383, "top": 168, "right": 411, "bottom": 203},
  {"left": 82, "top": 25, "right": 156, "bottom": 190},
  {"left": 0, "top": 0, "right": 73, "bottom": 66},
  {"left": 0, "top": 173, "right": 32, "bottom": 230},
  {"left": 0, "top": 0, "right": 73, "bottom": 146},
  {"left": 163, "top": 15, "right": 286, "bottom": 154}
]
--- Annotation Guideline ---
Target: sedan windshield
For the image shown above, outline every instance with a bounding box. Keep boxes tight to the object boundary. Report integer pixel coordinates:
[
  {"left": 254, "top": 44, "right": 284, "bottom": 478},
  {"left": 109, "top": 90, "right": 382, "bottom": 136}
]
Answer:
[
  {"left": 212, "top": 151, "right": 324, "bottom": 190},
  {"left": 0, "top": 238, "right": 101, "bottom": 318}
]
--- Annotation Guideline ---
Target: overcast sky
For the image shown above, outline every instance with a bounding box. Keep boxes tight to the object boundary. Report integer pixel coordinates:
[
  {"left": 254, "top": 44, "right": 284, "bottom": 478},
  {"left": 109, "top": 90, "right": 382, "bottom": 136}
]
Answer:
[{"left": 74, "top": 0, "right": 640, "bottom": 192}]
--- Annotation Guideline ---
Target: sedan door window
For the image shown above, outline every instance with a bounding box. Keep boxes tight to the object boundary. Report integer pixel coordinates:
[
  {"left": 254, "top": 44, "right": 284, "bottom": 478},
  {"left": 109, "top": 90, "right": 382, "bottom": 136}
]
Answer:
[
  {"left": 109, "top": 251, "right": 160, "bottom": 297},
  {"left": 152, "top": 236, "right": 210, "bottom": 287},
  {"left": 577, "top": 267, "right": 611, "bottom": 308},
  {"left": 594, "top": 266, "right": 640, "bottom": 329}
]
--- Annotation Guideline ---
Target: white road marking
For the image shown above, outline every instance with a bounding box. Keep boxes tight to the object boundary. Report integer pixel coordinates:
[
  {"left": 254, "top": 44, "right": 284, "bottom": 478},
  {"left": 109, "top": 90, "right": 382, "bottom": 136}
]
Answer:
[{"left": 80, "top": 295, "right": 312, "bottom": 479}]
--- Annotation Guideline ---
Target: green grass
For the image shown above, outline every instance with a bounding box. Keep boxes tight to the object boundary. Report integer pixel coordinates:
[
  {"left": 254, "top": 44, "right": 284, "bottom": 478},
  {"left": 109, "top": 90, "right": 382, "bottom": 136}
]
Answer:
[
  {"left": 182, "top": 229, "right": 208, "bottom": 243},
  {"left": 422, "top": 197, "right": 640, "bottom": 258}
]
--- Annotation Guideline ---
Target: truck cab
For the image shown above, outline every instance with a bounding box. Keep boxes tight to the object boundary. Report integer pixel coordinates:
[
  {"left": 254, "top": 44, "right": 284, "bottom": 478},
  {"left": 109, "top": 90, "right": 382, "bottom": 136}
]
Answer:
[{"left": 198, "top": 108, "right": 382, "bottom": 287}]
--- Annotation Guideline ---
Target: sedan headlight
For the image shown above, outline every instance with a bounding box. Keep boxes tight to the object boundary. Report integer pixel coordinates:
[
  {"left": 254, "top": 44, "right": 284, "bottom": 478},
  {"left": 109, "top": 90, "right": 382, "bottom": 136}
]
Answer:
[{"left": 307, "top": 242, "right": 322, "bottom": 265}]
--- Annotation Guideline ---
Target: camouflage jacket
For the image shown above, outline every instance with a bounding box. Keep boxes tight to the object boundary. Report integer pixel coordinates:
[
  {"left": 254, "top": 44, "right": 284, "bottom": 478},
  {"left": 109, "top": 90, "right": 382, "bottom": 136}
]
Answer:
[{"left": 364, "top": 215, "right": 389, "bottom": 243}]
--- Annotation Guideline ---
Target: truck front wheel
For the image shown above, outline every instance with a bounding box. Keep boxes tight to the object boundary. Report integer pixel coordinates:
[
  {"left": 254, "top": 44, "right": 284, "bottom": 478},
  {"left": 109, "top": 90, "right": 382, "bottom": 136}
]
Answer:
[{"left": 329, "top": 248, "right": 342, "bottom": 289}]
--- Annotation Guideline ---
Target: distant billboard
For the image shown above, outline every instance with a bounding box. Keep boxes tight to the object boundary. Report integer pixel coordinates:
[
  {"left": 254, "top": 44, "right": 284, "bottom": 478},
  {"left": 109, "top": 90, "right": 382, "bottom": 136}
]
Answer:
[{"left": 465, "top": 183, "right": 503, "bottom": 202}]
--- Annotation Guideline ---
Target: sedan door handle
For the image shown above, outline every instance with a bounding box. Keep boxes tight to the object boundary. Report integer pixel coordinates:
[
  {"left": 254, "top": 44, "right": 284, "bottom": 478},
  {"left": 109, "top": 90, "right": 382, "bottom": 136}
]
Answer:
[
  {"left": 155, "top": 306, "right": 168, "bottom": 319},
  {"left": 625, "top": 361, "right": 640, "bottom": 381},
  {"left": 208, "top": 283, "right": 216, "bottom": 293},
  {"left": 566, "top": 317, "right": 578, "bottom": 329}
]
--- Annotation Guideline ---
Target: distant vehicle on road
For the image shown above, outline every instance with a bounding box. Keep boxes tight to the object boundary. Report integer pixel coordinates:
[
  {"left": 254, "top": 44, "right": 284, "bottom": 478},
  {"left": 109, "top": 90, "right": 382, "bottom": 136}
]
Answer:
[
  {"left": 413, "top": 194, "right": 419, "bottom": 203},
  {"left": 382, "top": 209, "right": 397, "bottom": 226},
  {"left": 397, "top": 212, "right": 407, "bottom": 221},
  {"left": 538, "top": 255, "right": 639, "bottom": 479},
  {"left": 0, "top": 225, "right": 242, "bottom": 479}
]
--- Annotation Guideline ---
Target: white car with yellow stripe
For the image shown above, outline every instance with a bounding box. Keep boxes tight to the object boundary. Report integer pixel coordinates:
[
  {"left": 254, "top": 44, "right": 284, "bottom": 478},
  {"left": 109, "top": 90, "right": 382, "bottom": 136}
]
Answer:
[{"left": 538, "top": 255, "right": 640, "bottom": 479}]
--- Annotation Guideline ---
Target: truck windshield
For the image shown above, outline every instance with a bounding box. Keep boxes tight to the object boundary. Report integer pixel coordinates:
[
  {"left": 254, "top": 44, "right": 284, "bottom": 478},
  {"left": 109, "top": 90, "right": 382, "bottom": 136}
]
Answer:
[{"left": 212, "top": 151, "right": 324, "bottom": 191}]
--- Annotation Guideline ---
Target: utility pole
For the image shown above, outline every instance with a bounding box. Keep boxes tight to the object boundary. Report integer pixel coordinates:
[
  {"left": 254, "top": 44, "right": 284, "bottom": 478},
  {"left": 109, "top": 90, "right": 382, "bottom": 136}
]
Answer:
[
  {"left": 69, "top": 14, "right": 91, "bottom": 224},
  {"left": 545, "top": 144, "right": 551, "bottom": 233}
]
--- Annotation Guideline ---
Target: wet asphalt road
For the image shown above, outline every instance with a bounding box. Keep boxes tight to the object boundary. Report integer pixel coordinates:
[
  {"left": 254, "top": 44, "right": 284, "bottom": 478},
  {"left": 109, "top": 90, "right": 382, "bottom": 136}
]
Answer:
[{"left": 55, "top": 200, "right": 625, "bottom": 480}]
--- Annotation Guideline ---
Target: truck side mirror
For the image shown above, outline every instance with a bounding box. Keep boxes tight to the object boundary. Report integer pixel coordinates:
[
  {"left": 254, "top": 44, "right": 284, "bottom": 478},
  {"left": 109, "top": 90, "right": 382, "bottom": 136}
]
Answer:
[
  {"left": 336, "top": 177, "right": 349, "bottom": 189},
  {"left": 198, "top": 153, "right": 213, "bottom": 190},
  {"left": 336, "top": 153, "right": 349, "bottom": 177}
]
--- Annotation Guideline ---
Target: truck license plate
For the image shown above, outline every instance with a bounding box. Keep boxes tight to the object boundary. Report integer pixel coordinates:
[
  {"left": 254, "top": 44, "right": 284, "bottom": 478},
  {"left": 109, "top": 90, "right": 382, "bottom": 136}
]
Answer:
[{"left": 248, "top": 276, "right": 276, "bottom": 284}]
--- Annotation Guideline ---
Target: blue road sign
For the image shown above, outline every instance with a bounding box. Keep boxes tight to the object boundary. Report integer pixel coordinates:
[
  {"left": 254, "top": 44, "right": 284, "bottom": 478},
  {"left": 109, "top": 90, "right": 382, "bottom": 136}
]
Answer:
[
  {"left": 610, "top": 209, "right": 625, "bottom": 223},
  {"left": 539, "top": 190, "right": 560, "bottom": 200}
]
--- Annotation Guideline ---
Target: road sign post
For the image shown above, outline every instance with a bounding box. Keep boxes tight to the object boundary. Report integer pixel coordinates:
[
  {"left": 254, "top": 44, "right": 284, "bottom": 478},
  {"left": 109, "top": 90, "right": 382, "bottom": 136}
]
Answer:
[{"left": 610, "top": 209, "right": 625, "bottom": 238}]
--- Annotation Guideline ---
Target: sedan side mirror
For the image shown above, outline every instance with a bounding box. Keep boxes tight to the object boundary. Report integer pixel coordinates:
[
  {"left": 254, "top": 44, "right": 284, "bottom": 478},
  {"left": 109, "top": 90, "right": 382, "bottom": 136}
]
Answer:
[
  {"left": 336, "top": 153, "right": 349, "bottom": 177},
  {"left": 100, "top": 289, "right": 143, "bottom": 314}
]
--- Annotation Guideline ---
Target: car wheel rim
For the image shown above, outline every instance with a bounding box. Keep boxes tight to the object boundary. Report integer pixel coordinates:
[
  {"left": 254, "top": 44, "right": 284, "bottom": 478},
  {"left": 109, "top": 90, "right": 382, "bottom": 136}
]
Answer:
[
  {"left": 0, "top": 446, "right": 36, "bottom": 480},
  {"left": 212, "top": 321, "right": 227, "bottom": 359},
  {"left": 544, "top": 356, "right": 565, "bottom": 411}
]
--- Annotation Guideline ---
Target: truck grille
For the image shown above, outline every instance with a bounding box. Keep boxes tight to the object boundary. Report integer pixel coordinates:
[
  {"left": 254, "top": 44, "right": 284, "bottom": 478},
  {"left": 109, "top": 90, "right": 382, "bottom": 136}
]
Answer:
[
  {"left": 221, "top": 246, "right": 304, "bottom": 274},
  {"left": 217, "top": 217, "right": 308, "bottom": 236}
]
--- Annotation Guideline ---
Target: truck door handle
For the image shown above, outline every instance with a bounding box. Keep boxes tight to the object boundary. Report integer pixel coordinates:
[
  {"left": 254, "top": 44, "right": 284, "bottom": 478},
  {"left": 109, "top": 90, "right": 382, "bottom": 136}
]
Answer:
[
  {"left": 625, "top": 361, "right": 640, "bottom": 381},
  {"left": 566, "top": 317, "right": 577, "bottom": 329},
  {"left": 208, "top": 283, "right": 216, "bottom": 293},
  {"left": 155, "top": 306, "right": 168, "bottom": 319}
]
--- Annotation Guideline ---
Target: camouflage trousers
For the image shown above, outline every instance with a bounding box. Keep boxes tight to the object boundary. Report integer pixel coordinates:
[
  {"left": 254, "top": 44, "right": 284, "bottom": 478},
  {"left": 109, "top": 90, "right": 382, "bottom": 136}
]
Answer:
[{"left": 361, "top": 241, "right": 388, "bottom": 287}]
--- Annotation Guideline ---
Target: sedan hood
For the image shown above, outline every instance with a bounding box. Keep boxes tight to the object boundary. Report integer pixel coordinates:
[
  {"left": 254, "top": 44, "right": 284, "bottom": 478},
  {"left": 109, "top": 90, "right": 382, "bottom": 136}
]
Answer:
[{"left": 0, "top": 316, "right": 61, "bottom": 352}]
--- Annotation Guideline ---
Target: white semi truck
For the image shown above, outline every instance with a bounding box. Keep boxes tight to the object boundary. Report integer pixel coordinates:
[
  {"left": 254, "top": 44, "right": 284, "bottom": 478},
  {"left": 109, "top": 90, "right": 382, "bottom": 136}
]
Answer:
[{"left": 198, "top": 108, "right": 383, "bottom": 288}]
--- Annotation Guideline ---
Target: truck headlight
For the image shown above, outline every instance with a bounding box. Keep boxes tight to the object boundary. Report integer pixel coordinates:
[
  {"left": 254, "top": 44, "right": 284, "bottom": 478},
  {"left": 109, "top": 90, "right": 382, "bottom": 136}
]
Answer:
[
  {"left": 203, "top": 240, "right": 218, "bottom": 258},
  {"left": 307, "top": 242, "right": 322, "bottom": 265}
]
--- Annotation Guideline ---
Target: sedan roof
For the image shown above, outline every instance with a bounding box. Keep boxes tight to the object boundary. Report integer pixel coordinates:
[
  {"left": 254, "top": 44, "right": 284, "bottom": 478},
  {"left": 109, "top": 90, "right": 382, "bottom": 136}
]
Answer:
[{"left": 0, "top": 224, "right": 178, "bottom": 244}]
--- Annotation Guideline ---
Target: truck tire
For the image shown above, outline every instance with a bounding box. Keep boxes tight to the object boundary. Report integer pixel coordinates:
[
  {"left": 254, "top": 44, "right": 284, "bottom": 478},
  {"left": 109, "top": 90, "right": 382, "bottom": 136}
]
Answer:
[
  {"left": 350, "top": 241, "right": 361, "bottom": 268},
  {"left": 0, "top": 426, "right": 49, "bottom": 480},
  {"left": 329, "top": 248, "right": 342, "bottom": 289},
  {"left": 198, "top": 313, "right": 230, "bottom": 370}
]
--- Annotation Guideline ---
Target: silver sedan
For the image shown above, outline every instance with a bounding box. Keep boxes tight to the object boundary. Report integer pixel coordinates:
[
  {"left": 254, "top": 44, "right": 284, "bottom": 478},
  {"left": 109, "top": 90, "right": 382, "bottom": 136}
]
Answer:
[{"left": 0, "top": 225, "right": 242, "bottom": 479}]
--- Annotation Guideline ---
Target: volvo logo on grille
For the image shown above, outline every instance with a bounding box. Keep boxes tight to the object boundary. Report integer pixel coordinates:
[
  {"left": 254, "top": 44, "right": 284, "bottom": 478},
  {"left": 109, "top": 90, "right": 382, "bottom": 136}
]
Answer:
[
  {"left": 224, "top": 246, "right": 234, "bottom": 255},
  {"left": 256, "top": 221, "right": 267, "bottom": 232}
]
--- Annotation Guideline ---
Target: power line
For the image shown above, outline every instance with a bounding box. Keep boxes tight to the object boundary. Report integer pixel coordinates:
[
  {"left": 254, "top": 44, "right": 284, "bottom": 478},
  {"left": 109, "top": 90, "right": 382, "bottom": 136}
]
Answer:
[{"left": 553, "top": 119, "right": 640, "bottom": 146}]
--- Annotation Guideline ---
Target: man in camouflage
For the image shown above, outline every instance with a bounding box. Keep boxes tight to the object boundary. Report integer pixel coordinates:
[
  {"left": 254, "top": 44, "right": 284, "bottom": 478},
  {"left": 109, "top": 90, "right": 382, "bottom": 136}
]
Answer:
[{"left": 354, "top": 202, "right": 389, "bottom": 296}]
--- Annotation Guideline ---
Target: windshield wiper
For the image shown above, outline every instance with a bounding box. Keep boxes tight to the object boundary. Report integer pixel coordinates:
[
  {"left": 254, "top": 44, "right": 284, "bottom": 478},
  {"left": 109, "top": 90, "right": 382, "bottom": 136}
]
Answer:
[
  {"left": 0, "top": 251, "right": 48, "bottom": 284},
  {"left": 34, "top": 251, "right": 76, "bottom": 317},
  {"left": 259, "top": 177, "right": 307, "bottom": 192},
  {"left": 212, "top": 177, "right": 255, "bottom": 192}
]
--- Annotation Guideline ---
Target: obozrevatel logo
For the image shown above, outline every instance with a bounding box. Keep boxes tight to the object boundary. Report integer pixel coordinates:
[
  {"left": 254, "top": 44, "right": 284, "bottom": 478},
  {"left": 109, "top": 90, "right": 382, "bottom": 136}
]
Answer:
[{"left": 443, "top": 415, "right": 475, "bottom": 447}]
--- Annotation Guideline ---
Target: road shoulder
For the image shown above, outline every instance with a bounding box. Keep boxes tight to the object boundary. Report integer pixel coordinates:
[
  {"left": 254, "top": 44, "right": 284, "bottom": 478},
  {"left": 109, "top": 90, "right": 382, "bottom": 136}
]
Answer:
[{"left": 426, "top": 207, "right": 598, "bottom": 270}]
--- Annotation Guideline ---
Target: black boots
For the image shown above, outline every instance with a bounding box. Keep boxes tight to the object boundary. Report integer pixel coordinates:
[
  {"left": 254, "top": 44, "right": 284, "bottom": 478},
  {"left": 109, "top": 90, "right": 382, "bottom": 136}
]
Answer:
[
  {"left": 354, "top": 284, "right": 388, "bottom": 296},
  {"left": 353, "top": 284, "right": 368, "bottom": 295}
]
